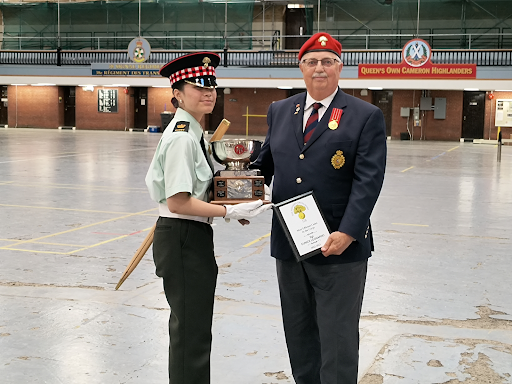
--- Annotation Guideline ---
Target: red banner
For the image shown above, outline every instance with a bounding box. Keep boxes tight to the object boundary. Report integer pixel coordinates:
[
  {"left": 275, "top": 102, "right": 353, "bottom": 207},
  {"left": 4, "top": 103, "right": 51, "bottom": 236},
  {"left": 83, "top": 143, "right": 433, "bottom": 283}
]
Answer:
[
  {"left": 358, "top": 39, "right": 477, "bottom": 79},
  {"left": 358, "top": 62, "right": 476, "bottom": 79}
]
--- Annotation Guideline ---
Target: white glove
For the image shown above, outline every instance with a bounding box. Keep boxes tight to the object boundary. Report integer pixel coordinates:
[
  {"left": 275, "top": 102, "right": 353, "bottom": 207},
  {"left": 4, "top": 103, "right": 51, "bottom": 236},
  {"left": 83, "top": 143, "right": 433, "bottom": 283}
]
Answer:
[
  {"left": 224, "top": 200, "right": 272, "bottom": 221},
  {"left": 264, "top": 184, "right": 271, "bottom": 201}
]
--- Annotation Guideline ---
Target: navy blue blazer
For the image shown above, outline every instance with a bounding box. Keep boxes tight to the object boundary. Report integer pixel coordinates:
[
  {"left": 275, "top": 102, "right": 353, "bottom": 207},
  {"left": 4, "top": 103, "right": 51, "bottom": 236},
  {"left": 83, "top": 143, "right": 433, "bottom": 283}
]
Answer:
[{"left": 252, "top": 89, "right": 387, "bottom": 264}]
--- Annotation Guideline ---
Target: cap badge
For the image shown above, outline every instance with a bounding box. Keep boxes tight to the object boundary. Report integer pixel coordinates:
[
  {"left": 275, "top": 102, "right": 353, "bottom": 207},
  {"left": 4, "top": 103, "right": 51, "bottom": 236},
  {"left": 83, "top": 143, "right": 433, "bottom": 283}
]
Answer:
[
  {"left": 318, "top": 36, "right": 328, "bottom": 47},
  {"left": 202, "top": 57, "right": 211, "bottom": 68},
  {"left": 331, "top": 150, "right": 345, "bottom": 169}
]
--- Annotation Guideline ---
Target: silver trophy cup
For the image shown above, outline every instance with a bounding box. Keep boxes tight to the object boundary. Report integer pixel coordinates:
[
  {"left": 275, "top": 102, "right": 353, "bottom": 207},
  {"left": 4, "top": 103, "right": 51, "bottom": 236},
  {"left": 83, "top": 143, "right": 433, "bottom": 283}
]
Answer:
[{"left": 210, "top": 138, "right": 264, "bottom": 202}]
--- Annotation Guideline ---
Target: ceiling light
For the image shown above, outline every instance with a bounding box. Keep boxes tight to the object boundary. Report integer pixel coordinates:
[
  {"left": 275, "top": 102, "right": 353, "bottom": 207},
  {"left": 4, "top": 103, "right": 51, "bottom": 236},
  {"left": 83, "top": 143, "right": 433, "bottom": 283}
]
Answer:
[
  {"left": 278, "top": 86, "right": 293, "bottom": 89},
  {"left": 31, "top": 83, "right": 56, "bottom": 86},
  {"left": 368, "top": 87, "right": 383, "bottom": 90},
  {"left": 464, "top": 88, "right": 479, "bottom": 91}
]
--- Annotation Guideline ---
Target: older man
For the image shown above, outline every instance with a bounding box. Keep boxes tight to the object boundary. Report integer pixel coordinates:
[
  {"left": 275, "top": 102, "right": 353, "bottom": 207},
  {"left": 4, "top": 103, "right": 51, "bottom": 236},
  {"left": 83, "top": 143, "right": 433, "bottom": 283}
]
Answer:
[{"left": 252, "top": 33, "right": 387, "bottom": 383}]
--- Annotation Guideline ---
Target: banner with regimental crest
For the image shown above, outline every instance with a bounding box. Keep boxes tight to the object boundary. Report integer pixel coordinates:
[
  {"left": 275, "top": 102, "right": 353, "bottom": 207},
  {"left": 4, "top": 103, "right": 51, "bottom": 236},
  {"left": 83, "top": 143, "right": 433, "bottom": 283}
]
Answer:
[
  {"left": 128, "top": 38, "right": 151, "bottom": 63},
  {"left": 358, "top": 38, "right": 476, "bottom": 79}
]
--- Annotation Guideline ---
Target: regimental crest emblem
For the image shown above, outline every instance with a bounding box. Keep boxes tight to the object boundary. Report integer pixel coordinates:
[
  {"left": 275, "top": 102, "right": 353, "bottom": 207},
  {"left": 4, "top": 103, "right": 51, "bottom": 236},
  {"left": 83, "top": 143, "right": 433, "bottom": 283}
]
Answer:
[
  {"left": 318, "top": 36, "right": 328, "bottom": 47},
  {"left": 128, "top": 38, "right": 151, "bottom": 64},
  {"left": 134, "top": 41, "right": 145, "bottom": 61},
  {"left": 331, "top": 150, "right": 345, "bottom": 169},
  {"left": 293, "top": 204, "right": 307, "bottom": 220},
  {"left": 403, "top": 38, "right": 431, "bottom": 68},
  {"left": 203, "top": 57, "right": 211, "bottom": 68}
]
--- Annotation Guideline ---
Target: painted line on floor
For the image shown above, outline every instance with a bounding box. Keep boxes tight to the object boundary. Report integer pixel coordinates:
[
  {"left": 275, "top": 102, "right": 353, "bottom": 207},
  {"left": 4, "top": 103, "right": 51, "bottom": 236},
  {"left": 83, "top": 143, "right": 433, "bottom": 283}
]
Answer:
[
  {"left": 67, "top": 234, "right": 130, "bottom": 254},
  {"left": 0, "top": 208, "right": 157, "bottom": 249},
  {"left": 0, "top": 203, "right": 157, "bottom": 216},
  {"left": 0, "top": 226, "right": 155, "bottom": 255},
  {"left": 243, "top": 233, "right": 271, "bottom": 247},
  {"left": 0, "top": 239, "right": 83, "bottom": 247},
  {"left": 26, "top": 241, "right": 86, "bottom": 247},
  {"left": 66, "top": 226, "right": 154, "bottom": 254},
  {"left": 0, "top": 181, "right": 147, "bottom": 191},
  {"left": 0, "top": 248, "right": 72, "bottom": 255},
  {"left": 430, "top": 152, "right": 447, "bottom": 160},
  {"left": 0, "top": 181, "right": 14, "bottom": 185},
  {"left": 447, "top": 146, "right": 460, "bottom": 152},
  {"left": 0, "top": 147, "right": 150, "bottom": 164},
  {"left": 392, "top": 223, "right": 429, "bottom": 227},
  {"left": 2, "top": 183, "right": 147, "bottom": 194},
  {"left": 400, "top": 166, "right": 415, "bottom": 173}
]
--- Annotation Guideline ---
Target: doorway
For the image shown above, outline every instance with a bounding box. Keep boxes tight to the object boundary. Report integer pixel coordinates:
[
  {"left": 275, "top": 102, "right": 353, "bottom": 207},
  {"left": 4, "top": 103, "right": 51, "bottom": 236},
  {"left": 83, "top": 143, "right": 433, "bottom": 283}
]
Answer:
[
  {"left": 284, "top": 7, "right": 312, "bottom": 49},
  {"left": 133, "top": 87, "right": 148, "bottom": 129},
  {"left": 0, "top": 86, "right": 7, "bottom": 126},
  {"left": 63, "top": 86, "right": 76, "bottom": 127},
  {"left": 462, "top": 91, "right": 485, "bottom": 140},
  {"left": 372, "top": 90, "right": 393, "bottom": 137}
]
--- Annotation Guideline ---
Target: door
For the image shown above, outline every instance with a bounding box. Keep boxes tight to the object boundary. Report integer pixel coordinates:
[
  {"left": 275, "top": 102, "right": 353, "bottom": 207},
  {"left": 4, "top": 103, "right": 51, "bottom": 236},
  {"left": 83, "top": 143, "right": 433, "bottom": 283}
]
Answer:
[
  {"left": 284, "top": 7, "right": 310, "bottom": 49},
  {"left": 133, "top": 87, "right": 148, "bottom": 129},
  {"left": 63, "top": 86, "right": 76, "bottom": 127},
  {"left": 0, "top": 86, "right": 7, "bottom": 126},
  {"left": 372, "top": 90, "right": 393, "bottom": 137},
  {"left": 462, "top": 91, "right": 485, "bottom": 139}
]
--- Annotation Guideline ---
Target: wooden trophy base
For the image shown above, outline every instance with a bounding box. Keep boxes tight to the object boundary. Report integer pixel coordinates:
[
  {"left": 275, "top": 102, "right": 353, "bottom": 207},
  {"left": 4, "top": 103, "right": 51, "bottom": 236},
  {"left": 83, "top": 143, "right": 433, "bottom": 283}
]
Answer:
[
  {"left": 212, "top": 175, "right": 268, "bottom": 204},
  {"left": 210, "top": 199, "right": 271, "bottom": 205}
]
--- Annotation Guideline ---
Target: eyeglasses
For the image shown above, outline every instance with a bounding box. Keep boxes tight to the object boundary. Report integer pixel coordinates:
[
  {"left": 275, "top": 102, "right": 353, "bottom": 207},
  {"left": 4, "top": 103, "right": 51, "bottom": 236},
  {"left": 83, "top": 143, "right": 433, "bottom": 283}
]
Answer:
[{"left": 301, "top": 58, "right": 340, "bottom": 68}]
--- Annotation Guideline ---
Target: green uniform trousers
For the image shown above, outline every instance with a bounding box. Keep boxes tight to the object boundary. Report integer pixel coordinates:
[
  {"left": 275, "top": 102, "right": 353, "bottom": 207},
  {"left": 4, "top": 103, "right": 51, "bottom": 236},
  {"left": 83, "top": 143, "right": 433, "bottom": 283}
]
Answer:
[{"left": 153, "top": 217, "right": 218, "bottom": 384}]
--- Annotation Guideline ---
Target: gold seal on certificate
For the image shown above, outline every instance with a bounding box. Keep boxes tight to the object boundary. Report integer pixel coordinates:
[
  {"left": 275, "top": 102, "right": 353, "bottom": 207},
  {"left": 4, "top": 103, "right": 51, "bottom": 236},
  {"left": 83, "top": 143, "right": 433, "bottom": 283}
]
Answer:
[{"left": 272, "top": 191, "right": 331, "bottom": 262}]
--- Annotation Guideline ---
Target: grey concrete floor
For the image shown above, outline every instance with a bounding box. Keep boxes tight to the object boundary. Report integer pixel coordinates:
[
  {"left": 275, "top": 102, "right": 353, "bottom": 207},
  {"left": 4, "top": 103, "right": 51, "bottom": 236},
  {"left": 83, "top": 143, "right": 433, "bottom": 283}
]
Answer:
[{"left": 0, "top": 128, "right": 511, "bottom": 384}]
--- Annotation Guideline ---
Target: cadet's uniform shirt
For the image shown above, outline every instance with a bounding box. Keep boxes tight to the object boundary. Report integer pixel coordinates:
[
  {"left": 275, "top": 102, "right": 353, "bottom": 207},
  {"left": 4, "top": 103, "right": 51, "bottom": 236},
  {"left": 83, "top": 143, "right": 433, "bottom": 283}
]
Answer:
[{"left": 145, "top": 108, "right": 213, "bottom": 221}]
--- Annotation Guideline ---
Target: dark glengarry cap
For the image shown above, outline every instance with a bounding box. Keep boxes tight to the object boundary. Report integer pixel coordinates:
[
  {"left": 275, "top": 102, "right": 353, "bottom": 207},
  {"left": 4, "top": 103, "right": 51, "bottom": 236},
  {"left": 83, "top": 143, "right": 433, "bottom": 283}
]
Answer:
[
  {"left": 298, "top": 33, "right": 342, "bottom": 61},
  {"left": 159, "top": 52, "right": 220, "bottom": 88}
]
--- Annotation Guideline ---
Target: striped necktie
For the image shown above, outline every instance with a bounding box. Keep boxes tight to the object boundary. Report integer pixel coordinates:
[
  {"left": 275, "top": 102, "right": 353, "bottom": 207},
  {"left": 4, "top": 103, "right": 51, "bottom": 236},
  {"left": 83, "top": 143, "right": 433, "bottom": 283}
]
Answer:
[{"left": 303, "top": 102, "right": 322, "bottom": 144}]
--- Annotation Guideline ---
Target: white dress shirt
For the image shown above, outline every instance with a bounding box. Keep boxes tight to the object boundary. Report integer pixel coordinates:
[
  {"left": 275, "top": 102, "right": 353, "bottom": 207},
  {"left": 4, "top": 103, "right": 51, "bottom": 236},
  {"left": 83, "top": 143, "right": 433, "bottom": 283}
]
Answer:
[{"left": 302, "top": 88, "right": 339, "bottom": 131}]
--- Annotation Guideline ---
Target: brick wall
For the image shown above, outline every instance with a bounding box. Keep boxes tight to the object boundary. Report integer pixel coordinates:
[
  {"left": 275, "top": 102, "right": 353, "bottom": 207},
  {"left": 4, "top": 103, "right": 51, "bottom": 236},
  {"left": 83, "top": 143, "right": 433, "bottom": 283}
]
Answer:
[
  {"left": 488, "top": 91, "right": 512, "bottom": 140},
  {"left": 224, "top": 88, "right": 287, "bottom": 136},
  {"left": 75, "top": 87, "right": 131, "bottom": 130},
  {"left": 147, "top": 87, "right": 176, "bottom": 128},
  {"left": 422, "top": 90, "right": 463, "bottom": 141},
  {"left": 7, "top": 85, "right": 61, "bottom": 128},
  {"left": 390, "top": 90, "right": 464, "bottom": 141}
]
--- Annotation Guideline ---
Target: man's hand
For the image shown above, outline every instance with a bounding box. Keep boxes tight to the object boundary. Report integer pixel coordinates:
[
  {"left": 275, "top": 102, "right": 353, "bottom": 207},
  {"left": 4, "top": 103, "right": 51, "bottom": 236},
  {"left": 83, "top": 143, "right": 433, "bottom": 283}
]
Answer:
[{"left": 321, "top": 231, "right": 354, "bottom": 257}]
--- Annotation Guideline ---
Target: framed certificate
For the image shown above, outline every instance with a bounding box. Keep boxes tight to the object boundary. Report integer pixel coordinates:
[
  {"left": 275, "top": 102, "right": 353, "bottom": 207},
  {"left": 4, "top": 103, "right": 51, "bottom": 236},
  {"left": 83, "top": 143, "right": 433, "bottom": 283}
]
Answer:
[{"left": 272, "top": 191, "right": 331, "bottom": 262}]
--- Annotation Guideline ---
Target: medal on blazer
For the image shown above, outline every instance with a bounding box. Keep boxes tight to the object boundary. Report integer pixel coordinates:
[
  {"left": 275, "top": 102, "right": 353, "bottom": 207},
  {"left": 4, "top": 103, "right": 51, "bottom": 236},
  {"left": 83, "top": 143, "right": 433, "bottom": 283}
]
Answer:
[
  {"left": 328, "top": 108, "right": 343, "bottom": 130},
  {"left": 294, "top": 104, "right": 301, "bottom": 115},
  {"left": 331, "top": 150, "right": 345, "bottom": 169}
]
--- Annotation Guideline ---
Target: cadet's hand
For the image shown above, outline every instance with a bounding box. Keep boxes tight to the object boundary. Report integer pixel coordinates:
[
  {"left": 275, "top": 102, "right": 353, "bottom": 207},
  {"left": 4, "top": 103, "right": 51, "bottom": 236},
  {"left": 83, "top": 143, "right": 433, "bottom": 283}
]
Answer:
[
  {"left": 224, "top": 200, "right": 272, "bottom": 221},
  {"left": 321, "top": 232, "right": 354, "bottom": 257}
]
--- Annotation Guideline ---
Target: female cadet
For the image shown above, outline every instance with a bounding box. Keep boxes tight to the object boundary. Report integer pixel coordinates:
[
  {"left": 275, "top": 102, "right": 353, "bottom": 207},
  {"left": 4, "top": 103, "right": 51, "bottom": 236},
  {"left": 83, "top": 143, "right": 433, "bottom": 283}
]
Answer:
[{"left": 145, "top": 52, "right": 270, "bottom": 384}]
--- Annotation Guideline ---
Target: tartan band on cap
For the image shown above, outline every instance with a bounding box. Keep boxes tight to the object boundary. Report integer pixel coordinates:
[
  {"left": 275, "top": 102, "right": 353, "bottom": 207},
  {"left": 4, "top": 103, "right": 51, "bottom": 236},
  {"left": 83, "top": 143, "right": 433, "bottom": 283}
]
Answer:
[{"left": 169, "top": 65, "right": 216, "bottom": 86}]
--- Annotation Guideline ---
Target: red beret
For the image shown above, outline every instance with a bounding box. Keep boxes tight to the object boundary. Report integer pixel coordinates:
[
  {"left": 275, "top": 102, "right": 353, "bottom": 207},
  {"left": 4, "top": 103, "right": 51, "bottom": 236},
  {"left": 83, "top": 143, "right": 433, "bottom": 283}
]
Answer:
[{"left": 298, "top": 33, "right": 342, "bottom": 61}]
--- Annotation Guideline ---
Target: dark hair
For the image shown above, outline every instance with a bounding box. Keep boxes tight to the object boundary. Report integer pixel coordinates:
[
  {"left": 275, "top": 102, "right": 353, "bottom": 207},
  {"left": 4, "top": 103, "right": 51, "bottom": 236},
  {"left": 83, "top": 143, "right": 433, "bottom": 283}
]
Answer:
[{"left": 171, "top": 80, "right": 186, "bottom": 109}]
